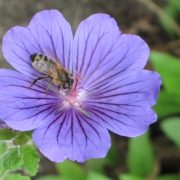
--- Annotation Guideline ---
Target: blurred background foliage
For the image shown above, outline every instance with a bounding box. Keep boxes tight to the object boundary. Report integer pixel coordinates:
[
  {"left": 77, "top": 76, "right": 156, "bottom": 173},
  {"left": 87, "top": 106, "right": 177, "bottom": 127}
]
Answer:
[{"left": 0, "top": 0, "right": 180, "bottom": 180}]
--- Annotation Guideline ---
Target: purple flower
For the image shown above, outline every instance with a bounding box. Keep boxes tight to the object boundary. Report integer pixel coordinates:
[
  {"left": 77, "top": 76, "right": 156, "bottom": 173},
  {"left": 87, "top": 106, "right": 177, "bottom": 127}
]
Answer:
[
  {"left": 0, "top": 120, "right": 8, "bottom": 129},
  {"left": 0, "top": 10, "right": 161, "bottom": 162}
]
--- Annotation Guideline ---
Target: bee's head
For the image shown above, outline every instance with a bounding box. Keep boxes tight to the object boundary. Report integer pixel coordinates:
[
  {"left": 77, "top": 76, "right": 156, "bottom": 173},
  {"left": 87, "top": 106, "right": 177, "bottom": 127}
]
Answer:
[
  {"left": 63, "top": 78, "right": 74, "bottom": 89},
  {"left": 30, "top": 53, "right": 44, "bottom": 62}
]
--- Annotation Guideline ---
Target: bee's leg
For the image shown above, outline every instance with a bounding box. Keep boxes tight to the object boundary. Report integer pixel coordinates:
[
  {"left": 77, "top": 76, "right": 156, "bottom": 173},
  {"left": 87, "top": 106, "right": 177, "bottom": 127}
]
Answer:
[
  {"left": 29, "top": 76, "right": 48, "bottom": 88},
  {"left": 45, "top": 79, "right": 52, "bottom": 93}
]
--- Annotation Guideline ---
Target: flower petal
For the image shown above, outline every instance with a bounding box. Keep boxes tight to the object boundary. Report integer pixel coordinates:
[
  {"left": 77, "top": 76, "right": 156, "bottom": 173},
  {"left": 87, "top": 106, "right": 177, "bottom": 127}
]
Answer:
[
  {"left": 86, "top": 70, "right": 161, "bottom": 137},
  {"left": 0, "top": 69, "right": 60, "bottom": 131},
  {"left": 2, "top": 10, "right": 73, "bottom": 77},
  {"left": 33, "top": 111, "right": 111, "bottom": 162},
  {"left": 73, "top": 13, "right": 149, "bottom": 89},
  {"left": 0, "top": 120, "right": 8, "bottom": 129}
]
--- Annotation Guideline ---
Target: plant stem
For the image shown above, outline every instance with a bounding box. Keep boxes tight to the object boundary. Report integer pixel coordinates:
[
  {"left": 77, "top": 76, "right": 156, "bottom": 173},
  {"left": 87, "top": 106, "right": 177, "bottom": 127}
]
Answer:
[
  {"left": 136, "top": 0, "right": 180, "bottom": 36},
  {"left": 0, "top": 169, "right": 10, "bottom": 180}
]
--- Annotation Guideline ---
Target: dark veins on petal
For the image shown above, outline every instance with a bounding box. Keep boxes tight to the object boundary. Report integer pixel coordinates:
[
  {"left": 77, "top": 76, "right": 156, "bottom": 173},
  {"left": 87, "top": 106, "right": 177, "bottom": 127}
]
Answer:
[
  {"left": 42, "top": 110, "right": 103, "bottom": 154},
  {"left": 88, "top": 106, "right": 136, "bottom": 128},
  {"left": 91, "top": 79, "right": 151, "bottom": 98}
]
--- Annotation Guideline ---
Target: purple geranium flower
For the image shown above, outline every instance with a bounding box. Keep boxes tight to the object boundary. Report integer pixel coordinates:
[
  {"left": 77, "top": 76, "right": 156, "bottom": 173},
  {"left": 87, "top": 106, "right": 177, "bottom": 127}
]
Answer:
[
  {"left": 0, "top": 119, "right": 8, "bottom": 129},
  {"left": 0, "top": 10, "right": 161, "bottom": 162}
]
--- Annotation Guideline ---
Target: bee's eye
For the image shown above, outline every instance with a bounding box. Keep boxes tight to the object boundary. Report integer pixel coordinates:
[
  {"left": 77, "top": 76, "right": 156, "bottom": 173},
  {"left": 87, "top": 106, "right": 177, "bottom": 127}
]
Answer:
[{"left": 63, "top": 83, "right": 70, "bottom": 89}]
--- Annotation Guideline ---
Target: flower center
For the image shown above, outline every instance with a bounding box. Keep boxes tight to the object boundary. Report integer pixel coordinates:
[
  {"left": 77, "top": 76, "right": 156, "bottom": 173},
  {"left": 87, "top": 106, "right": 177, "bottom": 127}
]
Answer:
[
  {"left": 59, "top": 75, "right": 88, "bottom": 115},
  {"left": 63, "top": 89, "right": 86, "bottom": 107}
]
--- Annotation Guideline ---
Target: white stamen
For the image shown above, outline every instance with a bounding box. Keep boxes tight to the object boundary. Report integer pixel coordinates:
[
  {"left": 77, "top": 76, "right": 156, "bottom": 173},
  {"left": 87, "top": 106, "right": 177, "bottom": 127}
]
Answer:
[{"left": 60, "top": 89, "right": 88, "bottom": 115}]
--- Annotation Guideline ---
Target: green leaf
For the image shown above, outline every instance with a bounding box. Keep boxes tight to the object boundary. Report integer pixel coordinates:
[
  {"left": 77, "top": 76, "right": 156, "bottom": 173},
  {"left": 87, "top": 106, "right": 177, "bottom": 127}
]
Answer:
[
  {"left": 2, "top": 148, "right": 22, "bottom": 169},
  {"left": 0, "top": 143, "right": 6, "bottom": 170},
  {"left": 0, "top": 161, "right": 4, "bottom": 170},
  {"left": 150, "top": 51, "right": 180, "bottom": 94},
  {"left": 24, "top": 131, "right": 33, "bottom": 138},
  {"left": 151, "top": 51, "right": 180, "bottom": 117},
  {"left": 0, "top": 142, "right": 7, "bottom": 155},
  {"left": 13, "top": 133, "right": 29, "bottom": 145},
  {"left": 21, "top": 145, "right": 40, "bottom": 176},
  {"left": 0, "top": 158, "right": 5, "bottom": 170},
  {"left": 0, "top": 129, "right": 17, "bottom": 140},
  {"left": 86, "top": 145, "right": 118, "bottom": 172},
  {"left": 6, "top": 174, "right": 30, "bottom": 180},
  {"left": 161, "top": 117, "right": 180, "bottom": 147},
  {"left": 127, "top": 133, "right": 155, "bottom": 177},
  {"left": 37, "top": 176, "right": 62, "bottom": 180},
  {"left": 157, "top": 174, "right": 180, "bottom": 180},
  {"left": 106, "top": 144, "right": 118, "bottom": 167},
  {"left": 119, "top": 174, "right": 144, "bottom": 180},
  {"left": 154, "top": 91, "right": 180, "bottom": 117},
  {"left": 160, "top": 6, "right": 177, "bottom": 37},
  {"left": 86, "top": 158, "right": 106, "bottom": 172},
  {"left": 169, "top": 0, "right": 180, "bottom": 11},
  {"left": 87, "top": 172, "right": 108, "bottom": 180},
  {"left": 56, "top": 161, "right": 86, "bottom": 180},
  {"left": 160, "top": 0, "right": 180, "bottom": 36}
]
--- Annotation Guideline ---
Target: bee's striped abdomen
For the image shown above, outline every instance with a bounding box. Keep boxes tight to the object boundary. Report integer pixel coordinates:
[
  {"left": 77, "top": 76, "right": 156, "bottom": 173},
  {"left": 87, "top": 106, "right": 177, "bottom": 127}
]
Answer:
[{"left": 31, "top": 53, "right": 56, "bottom": 74}]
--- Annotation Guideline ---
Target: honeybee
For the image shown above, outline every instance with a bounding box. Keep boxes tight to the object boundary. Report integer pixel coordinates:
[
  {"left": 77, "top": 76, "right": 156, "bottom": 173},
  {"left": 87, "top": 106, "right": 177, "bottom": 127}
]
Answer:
[{"left": 30, "top": 53, "right": 74, "bottom": 90}]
